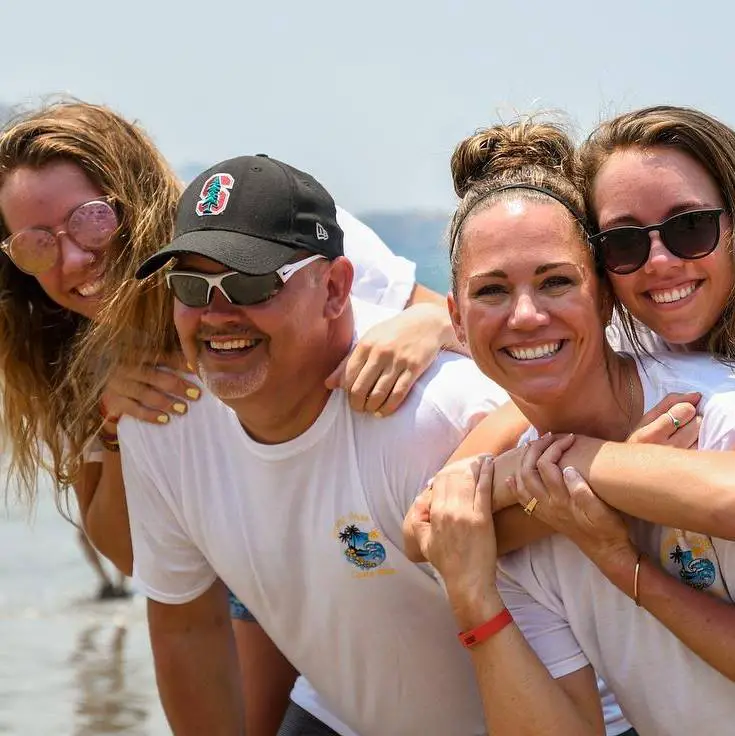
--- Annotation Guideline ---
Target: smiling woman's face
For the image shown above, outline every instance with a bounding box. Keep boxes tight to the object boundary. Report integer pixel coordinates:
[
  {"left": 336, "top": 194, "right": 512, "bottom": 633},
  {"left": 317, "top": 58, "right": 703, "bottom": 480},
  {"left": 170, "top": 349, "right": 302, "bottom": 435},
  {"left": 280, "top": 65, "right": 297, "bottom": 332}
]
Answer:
[
  {"left": 449, "top": 197, "right": 607, "bottom": 408},
  {"left": 0, "top": 160, "right": 111, "bottom": 319},
  {"left": 592, "top": 146, "right": 734, "bottom": 348}
]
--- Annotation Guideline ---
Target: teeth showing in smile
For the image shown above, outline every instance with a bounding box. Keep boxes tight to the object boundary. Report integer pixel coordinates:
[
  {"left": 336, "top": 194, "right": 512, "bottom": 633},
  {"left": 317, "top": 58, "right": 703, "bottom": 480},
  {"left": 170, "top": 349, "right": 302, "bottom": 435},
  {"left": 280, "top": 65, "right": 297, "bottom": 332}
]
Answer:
[
  {"left": 649, "top": 282, "right": 697, "bottom": 304},
  {"left": 506, "top": 342, "right": 562, "bottom": 361},
  {"left": 76, "top": 278, "right": 104, "bottom": 297},
  {"left": 208, "top": 338, "right": 259, "bottom": 351}
]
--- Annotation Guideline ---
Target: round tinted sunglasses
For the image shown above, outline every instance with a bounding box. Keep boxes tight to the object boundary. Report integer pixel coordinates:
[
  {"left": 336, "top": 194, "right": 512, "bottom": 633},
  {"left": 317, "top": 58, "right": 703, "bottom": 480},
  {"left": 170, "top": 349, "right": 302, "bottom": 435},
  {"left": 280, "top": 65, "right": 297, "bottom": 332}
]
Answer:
[
  {"left": 589, "top": 208, "right": 725, "bottom": 275},
  {"left": 1, "top": 199, "right": 119, "bottom": 276},
  {"left": 166, "top": 254, "right": 327, "bottom": 307}
]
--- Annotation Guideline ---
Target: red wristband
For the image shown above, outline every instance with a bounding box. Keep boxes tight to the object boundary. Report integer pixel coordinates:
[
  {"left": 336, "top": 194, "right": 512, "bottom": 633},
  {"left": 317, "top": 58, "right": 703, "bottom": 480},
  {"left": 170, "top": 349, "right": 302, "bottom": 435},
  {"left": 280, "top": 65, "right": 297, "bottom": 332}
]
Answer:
[{"left": 458, "top": 608, "right": 513, "bottom": 648}]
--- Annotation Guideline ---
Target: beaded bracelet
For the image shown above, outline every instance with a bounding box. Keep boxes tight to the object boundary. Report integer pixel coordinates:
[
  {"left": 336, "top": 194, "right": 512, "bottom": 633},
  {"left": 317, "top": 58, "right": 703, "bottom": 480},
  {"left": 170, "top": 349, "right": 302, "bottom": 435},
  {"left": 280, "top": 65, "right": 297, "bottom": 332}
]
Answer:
[{"left": 98, "top": 428, "right": 120, "bottom": 453}]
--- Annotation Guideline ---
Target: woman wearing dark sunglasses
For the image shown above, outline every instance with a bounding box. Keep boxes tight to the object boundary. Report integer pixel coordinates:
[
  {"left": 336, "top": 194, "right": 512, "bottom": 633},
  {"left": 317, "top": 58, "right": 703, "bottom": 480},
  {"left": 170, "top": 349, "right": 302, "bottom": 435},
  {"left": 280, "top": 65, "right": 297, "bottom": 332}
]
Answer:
[
  {"left": 0, "top": 100, "right": 466, "bottom": 736},
  {"left": 410, "top": 118, "right": 735, "bottom": 735},
  {"left": 407, "top": 105, "right": 735, "bottom": 553},
  {"left": 580, "top": 105, "right": 735, "bottom": 356}
]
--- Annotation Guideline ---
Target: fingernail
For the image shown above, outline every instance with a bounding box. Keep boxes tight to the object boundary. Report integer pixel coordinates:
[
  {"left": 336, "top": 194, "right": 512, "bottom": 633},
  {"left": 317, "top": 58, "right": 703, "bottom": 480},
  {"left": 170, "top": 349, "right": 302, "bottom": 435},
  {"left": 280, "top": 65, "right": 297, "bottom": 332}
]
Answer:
[
  {"left": 563, "top": 466, "right": 579, "bottom": 482},
  {"left": 374, "top": 411, "right": 384, "bottom": 418},
  {"left": 186, "top": 388, "right": 201, "bottom": 400},
  {"left": 157, "top": 414, "right": 170, "bottom": 424},
  {"left": 172, "top": 402, "right": 187, "bottom": 415},
  {"left": 186, "top": 362, "right": 194, "bottom": 371}
]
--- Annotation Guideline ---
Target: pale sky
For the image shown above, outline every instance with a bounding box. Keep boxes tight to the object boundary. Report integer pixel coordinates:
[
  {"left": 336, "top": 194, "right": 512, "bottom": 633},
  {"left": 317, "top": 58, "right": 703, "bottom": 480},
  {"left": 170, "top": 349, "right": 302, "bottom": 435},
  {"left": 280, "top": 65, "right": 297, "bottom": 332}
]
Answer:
[{"left": 5, "top": 0, "right": 735, "bottom": 213}]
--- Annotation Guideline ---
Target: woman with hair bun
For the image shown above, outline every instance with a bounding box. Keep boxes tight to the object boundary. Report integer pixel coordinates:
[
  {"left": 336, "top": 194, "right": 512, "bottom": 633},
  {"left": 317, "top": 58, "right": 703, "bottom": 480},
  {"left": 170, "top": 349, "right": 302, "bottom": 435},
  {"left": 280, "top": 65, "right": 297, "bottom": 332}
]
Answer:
[{"left": 412, "top": 118, "right": 735, "bottom": 735}]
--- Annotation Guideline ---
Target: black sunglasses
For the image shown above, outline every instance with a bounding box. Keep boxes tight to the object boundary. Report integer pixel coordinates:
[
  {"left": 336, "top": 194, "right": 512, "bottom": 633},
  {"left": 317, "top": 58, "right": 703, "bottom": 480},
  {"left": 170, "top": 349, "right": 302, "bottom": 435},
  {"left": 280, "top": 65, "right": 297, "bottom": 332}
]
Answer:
[
  {"left": 589, "top": 208, "right": 725, "bottom": 275},
  {"left": 165, "top": 254, "right": 326, "bottom": 307}
]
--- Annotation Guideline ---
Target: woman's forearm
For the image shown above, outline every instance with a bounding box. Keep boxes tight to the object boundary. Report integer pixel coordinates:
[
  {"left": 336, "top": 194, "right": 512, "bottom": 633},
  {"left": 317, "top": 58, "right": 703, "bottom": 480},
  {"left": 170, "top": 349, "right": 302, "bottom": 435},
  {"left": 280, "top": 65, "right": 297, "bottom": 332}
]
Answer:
[
  {"left": 491, "top": 439, "right": 735, "bottom": 540},
  {"left": 593, "top": 547, "right": 735, "bottom": 680},
  {"left": 565, "top": 438, "right": 735, "bottom": 539},
  {"left": 78, "top": 453, "right": 134, "bottom": 576},
  {"left": 453, "top": 591, "right": 604, "bottom": 735}
]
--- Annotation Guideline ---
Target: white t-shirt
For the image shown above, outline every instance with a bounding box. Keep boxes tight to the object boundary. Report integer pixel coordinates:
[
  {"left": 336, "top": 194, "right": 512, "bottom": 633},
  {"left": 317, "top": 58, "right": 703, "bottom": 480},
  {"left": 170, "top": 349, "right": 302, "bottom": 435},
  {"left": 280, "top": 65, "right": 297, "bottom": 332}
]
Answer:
[
  {"left": 338, "top": 206, "right": 417, "bottom": 309},
  {"left": 84, "top": 208, "right": 414, "bottom": 474},
  {"left": 120, "top": 299, "right": 508, "bottom": 736},
  {"left": 499, "top": 351, "right": 735, "bottom": 735},
  {"left": 106, "top": 209, "right": 413, "bottom": 736}
]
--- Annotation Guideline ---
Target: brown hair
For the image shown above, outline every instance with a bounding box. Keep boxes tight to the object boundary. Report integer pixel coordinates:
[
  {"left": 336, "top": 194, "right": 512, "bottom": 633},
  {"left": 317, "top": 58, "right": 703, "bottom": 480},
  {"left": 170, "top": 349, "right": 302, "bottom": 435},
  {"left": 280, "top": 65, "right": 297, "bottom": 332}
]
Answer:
[
  {"left": 579, "top": 105, "right": 735, "bottom": 359},
  {"left": 449, "top": 118, "right": 588, "bottom": 292},
  {"left": 0, "top": 100, "right": 182, "bottom": 508}
]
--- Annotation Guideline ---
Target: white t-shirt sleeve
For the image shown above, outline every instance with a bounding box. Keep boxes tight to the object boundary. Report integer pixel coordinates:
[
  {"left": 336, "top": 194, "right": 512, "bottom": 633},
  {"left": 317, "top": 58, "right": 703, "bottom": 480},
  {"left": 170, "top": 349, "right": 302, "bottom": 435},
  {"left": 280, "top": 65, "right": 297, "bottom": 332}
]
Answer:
[
  {"left": 361, "top": 355, "right": 508, "bottom": 517},
  {"left": 337, "top": 206, "right": 417, "bottom": 310},
  {"left": 498, "top": 560, "right": 589, "bottom": 679},
  {"left": 120, "top": 422, "right": 217, "bottom": 604},
  {"left": 699, "top": 391, "right": 735, "bottom": 451}
]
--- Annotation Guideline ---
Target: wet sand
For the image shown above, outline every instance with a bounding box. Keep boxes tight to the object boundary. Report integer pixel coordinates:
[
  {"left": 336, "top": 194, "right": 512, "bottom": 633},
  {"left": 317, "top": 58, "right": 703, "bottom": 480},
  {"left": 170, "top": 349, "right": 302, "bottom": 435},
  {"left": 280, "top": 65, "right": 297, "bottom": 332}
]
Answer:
[{"left": 0, "top": 482, "right": 168, "bottom": 735}]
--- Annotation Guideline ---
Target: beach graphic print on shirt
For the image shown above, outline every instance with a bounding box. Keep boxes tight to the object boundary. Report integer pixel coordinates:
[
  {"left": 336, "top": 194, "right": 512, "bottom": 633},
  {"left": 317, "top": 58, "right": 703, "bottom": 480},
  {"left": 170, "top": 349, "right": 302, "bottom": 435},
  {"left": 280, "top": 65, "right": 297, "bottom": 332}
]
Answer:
[
  {"left": 334, "top": 512, "right": 395, "bottom": 578},
  {"left": 660, "top": 528, "right": 732, "bottom": 602}
]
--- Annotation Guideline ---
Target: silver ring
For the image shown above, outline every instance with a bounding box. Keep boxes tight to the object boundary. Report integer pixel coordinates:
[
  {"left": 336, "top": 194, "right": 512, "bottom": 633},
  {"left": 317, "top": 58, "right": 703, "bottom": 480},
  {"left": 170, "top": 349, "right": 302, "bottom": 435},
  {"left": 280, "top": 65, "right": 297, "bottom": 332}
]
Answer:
[{"left": 666, "top": 411, "right": 681, "bottom": 430}]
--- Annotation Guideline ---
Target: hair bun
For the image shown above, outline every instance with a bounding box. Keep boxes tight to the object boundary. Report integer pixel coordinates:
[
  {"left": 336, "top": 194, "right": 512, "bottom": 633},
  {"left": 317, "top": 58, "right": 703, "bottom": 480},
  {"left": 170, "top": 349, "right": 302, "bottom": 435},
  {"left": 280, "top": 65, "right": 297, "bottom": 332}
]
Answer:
[{"left": 451, "top": 120, "right": 576, "bottom": 197}]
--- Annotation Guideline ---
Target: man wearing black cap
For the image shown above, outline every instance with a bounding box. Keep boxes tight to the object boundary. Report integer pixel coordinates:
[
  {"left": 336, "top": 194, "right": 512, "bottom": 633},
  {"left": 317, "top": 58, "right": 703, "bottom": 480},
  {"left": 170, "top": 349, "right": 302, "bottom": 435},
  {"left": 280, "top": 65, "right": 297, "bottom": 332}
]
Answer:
[{"left": 121, "top": 155, "right": 508, "bottom": 735}]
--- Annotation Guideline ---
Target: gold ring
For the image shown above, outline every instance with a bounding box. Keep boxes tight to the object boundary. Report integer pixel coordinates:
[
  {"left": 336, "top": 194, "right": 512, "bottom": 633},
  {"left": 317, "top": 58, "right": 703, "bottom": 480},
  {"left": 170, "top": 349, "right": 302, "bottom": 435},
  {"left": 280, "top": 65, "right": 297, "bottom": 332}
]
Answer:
[
  {"left": 523, "top": 497, "right": 539, "bottom": 517},
  {"left": 666, "top": 411, "right": 681, "bottom": 430}
]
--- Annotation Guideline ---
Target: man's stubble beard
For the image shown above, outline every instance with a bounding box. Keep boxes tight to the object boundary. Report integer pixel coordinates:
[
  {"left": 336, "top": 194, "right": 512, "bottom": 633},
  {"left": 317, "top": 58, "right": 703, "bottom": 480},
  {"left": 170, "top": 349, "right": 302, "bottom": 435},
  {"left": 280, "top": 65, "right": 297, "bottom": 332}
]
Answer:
[{"left": 197, "top": 358, "right": 269, "bottom": 401}]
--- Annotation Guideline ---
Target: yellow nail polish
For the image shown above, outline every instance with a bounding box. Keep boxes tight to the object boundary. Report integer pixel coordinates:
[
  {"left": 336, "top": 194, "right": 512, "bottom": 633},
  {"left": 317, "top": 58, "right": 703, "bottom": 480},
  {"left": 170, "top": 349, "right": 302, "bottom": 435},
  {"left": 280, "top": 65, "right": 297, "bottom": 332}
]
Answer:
[
  {"left": 172, "top": 402, "right": 187, "bottom": 414},
  {"left": 186, "top": 388, "right": 201, "bottom": 400},
  {"left": 186, "top": 362, "right": 194, "bottom": 371},
  {"left": 157, "top": 414, "right": 170, "bottom": 424}
]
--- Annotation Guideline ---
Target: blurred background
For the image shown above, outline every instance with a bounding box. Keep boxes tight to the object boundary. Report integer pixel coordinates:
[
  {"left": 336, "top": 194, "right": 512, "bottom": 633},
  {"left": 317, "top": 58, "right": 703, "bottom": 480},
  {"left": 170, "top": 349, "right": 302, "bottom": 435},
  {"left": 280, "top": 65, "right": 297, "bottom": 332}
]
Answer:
[{"left": 3, "top": 0, "right": 734, "bottom": 731}]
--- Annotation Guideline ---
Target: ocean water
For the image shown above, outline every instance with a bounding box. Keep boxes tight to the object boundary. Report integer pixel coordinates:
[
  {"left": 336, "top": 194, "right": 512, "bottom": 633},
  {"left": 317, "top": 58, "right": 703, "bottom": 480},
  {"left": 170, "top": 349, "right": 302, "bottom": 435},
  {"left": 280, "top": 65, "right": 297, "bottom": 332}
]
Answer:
[
  {"left": 0, "top": 236, "right": 452, "bottom": 735},
  {"left": 0, "top": 482, "right": 168, "bottom": 735}
]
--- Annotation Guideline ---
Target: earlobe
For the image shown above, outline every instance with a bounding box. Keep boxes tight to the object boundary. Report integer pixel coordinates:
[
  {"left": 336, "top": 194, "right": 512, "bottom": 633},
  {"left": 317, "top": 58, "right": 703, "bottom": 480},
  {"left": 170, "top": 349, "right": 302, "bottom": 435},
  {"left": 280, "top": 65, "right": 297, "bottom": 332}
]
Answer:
[
  {"left": 324, "top": 256, "right": 353, "bottom": 319},
  {"left": 447, "top": 292, "right": 466, "bottom": 345}
]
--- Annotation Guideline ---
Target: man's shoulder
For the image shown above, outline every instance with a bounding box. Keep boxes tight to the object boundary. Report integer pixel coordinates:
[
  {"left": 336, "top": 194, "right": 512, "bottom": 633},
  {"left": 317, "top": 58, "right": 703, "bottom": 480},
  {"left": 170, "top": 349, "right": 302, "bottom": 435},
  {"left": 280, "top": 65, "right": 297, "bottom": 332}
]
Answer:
[
  {"left": 413, "top": 351, "right": 508, "bottom": 422},
  {"left": 118, "top": 381, "right": 236, "bottom": 449},
  {"left": 353, "top": 351, "right": 507, "bottom": 442}
]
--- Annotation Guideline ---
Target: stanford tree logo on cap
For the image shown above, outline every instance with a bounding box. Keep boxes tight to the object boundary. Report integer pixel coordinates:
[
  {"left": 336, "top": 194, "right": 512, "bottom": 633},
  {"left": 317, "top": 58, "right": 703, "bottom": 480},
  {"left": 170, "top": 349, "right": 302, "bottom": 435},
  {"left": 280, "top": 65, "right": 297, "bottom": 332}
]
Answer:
[{"left": 196, "top": 173, "right": 235, "bottom": 216}]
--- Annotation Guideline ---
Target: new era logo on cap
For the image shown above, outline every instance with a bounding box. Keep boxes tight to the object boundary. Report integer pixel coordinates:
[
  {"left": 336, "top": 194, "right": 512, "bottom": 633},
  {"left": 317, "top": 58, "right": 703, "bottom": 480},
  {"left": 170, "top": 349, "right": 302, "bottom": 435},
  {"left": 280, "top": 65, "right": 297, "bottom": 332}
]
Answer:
[
  {"left": 196, "top": 173, "right": 235, "bottom": 216},
  {"left": 316, "top": 222, "right": 329, "bottom": 240}
]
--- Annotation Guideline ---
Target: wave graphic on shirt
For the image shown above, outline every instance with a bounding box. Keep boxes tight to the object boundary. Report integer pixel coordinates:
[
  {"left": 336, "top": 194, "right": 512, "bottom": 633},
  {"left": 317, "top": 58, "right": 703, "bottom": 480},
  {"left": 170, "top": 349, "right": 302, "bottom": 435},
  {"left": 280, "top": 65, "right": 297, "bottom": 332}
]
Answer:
[{"left": 338, "top": 525, "right": 387, "bottom": 570}]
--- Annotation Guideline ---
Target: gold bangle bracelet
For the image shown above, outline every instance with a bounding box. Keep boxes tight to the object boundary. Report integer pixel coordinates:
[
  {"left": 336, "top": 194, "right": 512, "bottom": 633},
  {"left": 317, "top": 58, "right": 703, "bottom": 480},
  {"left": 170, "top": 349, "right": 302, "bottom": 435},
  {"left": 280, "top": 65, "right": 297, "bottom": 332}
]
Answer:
[{"left": 633, "top": 552, "right": 644, "bottom": 607}]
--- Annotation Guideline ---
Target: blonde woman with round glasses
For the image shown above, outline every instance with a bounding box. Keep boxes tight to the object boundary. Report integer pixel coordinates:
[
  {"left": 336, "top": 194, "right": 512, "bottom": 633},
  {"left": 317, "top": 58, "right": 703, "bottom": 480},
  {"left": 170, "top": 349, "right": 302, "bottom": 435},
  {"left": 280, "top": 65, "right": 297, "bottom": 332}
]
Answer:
[{"left": 0, "top": 99, "right": 466, "bottom": 736}]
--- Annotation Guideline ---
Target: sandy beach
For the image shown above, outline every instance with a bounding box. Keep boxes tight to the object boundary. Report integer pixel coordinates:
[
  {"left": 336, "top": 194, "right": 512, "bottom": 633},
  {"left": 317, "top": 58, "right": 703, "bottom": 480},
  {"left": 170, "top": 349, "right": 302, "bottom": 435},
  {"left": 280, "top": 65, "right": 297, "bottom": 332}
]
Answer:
[{"left": 0, "top": 479, "right": 168, "bottom": 735}]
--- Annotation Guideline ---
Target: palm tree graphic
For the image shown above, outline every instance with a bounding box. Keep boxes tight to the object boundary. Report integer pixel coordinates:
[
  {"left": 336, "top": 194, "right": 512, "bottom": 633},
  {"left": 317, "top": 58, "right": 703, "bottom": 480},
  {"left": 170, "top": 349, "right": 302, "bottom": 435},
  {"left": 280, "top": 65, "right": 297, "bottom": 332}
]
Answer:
[
  {"left": 669, "top": 545, "right": 684, "bottom": 567},
  {"left": 339, "top": 524, "right": 361, "bottom": 550}
]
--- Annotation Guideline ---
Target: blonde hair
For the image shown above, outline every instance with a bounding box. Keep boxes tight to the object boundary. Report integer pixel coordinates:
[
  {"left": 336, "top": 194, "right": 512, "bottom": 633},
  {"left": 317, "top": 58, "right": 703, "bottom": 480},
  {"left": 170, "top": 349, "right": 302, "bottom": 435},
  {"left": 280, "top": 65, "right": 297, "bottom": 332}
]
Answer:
[
  {"left": 449, "top": 118, "right": 588, "bottom": 292},
  {"left": 579, "top": 105, "right": 735, "bottom": 359},
  {"left": 0, "top": 100, "right": 181, "bottom": 508}
]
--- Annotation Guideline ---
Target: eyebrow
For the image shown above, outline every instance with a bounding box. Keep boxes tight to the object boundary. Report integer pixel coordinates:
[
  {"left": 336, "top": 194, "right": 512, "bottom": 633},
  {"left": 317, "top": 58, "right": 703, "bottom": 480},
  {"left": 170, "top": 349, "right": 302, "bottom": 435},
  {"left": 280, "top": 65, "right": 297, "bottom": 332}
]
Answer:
[
  {"left": 472, "top": 262, "right": 575, "bottom": 279},
  {"left": 602, "top": 201, "right": 717, "bottom": 229}
]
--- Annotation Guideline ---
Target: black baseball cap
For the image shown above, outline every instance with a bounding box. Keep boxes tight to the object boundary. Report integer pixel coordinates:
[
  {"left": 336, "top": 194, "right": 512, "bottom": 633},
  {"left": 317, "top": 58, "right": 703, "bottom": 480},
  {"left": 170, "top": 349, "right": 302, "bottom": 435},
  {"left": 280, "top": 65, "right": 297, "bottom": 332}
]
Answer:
[{"left": 135, "top": 154, "right": 344, "bottom": 279}]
